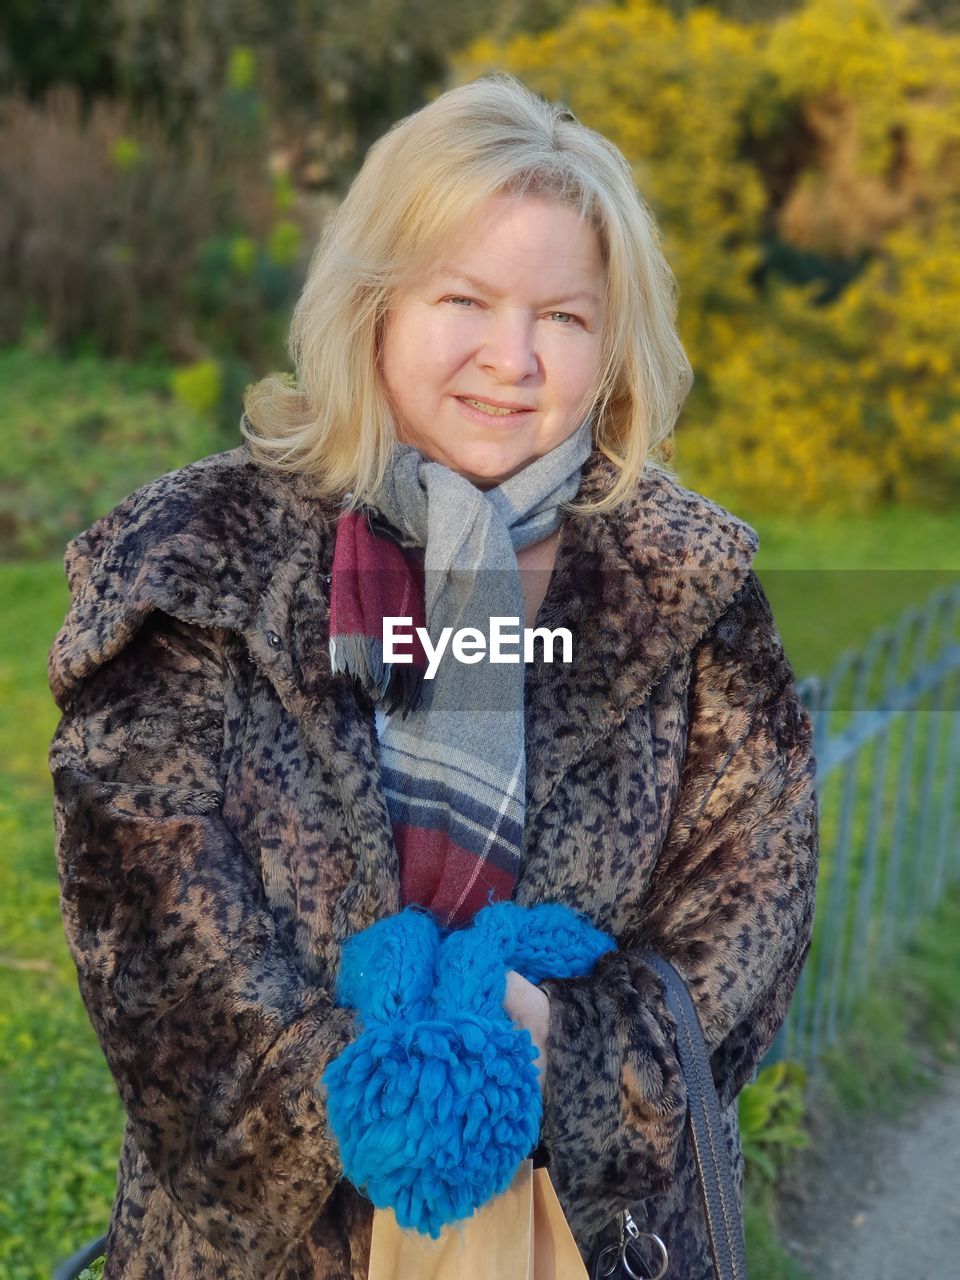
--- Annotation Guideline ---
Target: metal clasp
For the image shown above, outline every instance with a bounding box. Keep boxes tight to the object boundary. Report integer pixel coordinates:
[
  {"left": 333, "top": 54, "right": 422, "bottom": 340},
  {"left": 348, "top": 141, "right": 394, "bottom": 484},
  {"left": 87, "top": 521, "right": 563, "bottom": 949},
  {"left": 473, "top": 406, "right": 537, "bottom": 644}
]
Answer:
[{"left": 620, "top": 1207, "right": 669, "bottom": 1280}]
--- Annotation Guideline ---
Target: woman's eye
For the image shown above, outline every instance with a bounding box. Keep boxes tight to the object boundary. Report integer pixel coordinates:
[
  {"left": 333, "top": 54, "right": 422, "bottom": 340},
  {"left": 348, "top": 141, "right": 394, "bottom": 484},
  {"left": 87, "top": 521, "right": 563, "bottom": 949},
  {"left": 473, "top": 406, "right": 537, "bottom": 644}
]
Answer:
[{"left": 442, "top": 297, "right": 581, "bottom": 326}]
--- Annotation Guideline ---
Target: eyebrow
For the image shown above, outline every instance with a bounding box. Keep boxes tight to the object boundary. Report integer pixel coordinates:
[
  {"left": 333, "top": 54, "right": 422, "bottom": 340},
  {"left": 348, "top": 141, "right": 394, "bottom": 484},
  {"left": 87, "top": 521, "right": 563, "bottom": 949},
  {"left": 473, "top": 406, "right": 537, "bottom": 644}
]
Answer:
[{"left": 435, "top": 269, "right": 604, "bottom": 309}]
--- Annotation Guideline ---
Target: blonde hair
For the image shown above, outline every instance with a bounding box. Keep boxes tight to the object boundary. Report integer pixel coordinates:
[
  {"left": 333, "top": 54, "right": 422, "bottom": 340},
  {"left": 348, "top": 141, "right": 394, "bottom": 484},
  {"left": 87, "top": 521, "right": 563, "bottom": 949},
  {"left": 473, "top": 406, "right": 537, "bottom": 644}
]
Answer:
[{"left": 242, "top": 72, "right": 692, "bottom": 515}]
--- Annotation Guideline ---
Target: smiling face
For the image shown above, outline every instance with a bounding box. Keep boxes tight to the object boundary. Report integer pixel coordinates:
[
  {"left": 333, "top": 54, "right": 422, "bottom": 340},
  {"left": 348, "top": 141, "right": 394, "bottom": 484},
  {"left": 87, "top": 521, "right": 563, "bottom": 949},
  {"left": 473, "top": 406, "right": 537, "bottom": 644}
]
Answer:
[{"left": 378, "top": 193, "right": 606, "bottom": 489}]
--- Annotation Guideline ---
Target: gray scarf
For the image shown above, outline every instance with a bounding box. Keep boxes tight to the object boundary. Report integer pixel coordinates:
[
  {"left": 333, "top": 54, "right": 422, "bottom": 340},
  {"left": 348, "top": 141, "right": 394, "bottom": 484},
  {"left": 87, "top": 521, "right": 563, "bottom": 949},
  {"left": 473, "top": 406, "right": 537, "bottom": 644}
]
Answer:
[{"left": 333, "top": 414, "right": 594, "bottom": 927}]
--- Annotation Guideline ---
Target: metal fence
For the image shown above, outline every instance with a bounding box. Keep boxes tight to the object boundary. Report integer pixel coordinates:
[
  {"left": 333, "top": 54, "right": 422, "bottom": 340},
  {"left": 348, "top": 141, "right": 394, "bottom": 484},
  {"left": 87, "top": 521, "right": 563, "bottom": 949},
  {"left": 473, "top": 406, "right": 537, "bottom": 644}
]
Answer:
[{"left": 762, "top": 579, "right": 960, "bottom": 1074}]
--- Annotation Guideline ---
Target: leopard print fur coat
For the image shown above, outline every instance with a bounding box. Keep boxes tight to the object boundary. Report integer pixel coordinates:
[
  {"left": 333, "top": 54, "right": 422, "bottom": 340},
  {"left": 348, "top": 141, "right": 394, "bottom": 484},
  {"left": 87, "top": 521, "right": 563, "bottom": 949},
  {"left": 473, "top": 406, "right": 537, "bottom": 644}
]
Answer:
[{"left": 47, "top": 442, "right": 819, "bottom": 1279}]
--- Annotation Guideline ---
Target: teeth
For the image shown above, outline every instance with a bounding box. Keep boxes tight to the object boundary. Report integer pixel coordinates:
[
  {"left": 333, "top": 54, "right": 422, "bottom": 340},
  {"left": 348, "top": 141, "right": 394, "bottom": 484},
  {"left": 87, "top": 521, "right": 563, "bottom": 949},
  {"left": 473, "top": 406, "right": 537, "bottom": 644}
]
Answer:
[{"left": 462, "top": 398, "right": 526, "bottom": 416}]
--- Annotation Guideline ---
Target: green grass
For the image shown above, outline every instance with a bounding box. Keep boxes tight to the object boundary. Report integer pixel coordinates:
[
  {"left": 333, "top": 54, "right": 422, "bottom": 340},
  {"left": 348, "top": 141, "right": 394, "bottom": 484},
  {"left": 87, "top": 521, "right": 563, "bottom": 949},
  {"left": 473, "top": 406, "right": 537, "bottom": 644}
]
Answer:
[
  {"left": 748, "top": 499, "right": 960, "bottom": 685},
  {"left": 786, "top": 699, "right": 960, "bottom": 1060},
  {"left": 750, "top": 503, "right": 960, "bottom": 573},
  {"left": 683, "top": 474, "right": 960, "bottom": 681},
  {"left": 745, "top": 1180, "right": 813, "bottom": 1280},
  {"left": 816, "top": 883, "right": 960, "bottom": 1119},
  {"left": 2, "top": 493, "right": 958, "bottom": 1275},
  {"left": 0, "top": 344, "right": 231, "bottom": 559}
]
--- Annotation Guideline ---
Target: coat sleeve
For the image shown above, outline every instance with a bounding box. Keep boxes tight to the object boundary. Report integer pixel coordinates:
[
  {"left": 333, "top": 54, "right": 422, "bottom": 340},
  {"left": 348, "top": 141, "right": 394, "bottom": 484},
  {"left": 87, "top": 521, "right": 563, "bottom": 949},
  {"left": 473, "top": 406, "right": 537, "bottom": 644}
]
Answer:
[
  {"left": 48, "top": 594, "right": 359, "bottom": 1273},
  {"left": 535, "top": 571, "right": 819, "bottom": 1213}
]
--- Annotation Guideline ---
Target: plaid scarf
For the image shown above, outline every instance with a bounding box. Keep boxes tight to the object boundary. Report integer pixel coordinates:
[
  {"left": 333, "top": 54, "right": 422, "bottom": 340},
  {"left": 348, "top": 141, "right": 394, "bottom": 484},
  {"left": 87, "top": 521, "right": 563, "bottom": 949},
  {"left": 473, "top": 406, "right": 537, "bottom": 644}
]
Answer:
[{"left": 328, "top": 419, "right": 593, "bottom": 928}]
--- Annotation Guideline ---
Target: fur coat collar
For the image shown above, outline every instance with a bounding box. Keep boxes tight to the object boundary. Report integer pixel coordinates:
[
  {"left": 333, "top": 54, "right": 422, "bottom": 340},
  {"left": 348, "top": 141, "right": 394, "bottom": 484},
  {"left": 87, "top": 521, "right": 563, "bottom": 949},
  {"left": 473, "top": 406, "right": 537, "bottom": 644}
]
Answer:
[{"left": 50, "top": 444, "right": 760, "bottom": 702}]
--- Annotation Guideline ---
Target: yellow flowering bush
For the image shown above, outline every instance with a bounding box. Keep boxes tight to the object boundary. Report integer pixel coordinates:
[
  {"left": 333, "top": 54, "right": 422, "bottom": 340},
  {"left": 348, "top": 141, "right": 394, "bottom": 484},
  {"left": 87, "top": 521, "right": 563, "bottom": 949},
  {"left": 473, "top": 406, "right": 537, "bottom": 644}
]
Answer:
[{"left": 451, "top": 0, "right": 960, "bottom": 512}]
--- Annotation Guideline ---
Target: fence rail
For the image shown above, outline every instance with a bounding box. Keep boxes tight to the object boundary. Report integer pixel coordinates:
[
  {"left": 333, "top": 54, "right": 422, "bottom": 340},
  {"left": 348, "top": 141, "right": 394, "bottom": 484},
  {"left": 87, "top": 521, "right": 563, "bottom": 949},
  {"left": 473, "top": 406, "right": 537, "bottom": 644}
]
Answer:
[{"left": 762, "top": 580, "right": 960, "bottom": 1074}]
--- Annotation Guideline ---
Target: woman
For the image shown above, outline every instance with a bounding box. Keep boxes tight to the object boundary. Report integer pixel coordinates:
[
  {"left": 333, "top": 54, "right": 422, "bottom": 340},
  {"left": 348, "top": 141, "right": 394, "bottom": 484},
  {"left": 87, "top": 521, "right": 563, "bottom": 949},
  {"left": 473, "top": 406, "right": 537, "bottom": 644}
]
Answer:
[{"left": 48, "top": 73, "right": 819, "bottom": 1279}]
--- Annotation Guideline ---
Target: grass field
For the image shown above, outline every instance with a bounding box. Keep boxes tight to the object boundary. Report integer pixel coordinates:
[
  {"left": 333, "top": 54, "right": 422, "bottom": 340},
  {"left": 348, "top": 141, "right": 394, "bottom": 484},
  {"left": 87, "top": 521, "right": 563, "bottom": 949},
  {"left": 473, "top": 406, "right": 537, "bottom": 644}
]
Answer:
[
  {"left": 0, "top": 345, "right": 226, "bottom": 561},
  {"left": 750, "top": 498, "right": 960, "bottom": 681},
  {"left": 1, "top": 498, "right": 958, "bottom": 1278}
]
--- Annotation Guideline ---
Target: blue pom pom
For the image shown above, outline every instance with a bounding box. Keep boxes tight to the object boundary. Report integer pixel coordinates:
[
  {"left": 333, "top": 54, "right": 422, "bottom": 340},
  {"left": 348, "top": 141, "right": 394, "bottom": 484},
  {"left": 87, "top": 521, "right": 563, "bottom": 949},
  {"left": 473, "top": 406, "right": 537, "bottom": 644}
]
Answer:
[{"left": 323, "top": 1015, "right": 541, "bottom": 1236}]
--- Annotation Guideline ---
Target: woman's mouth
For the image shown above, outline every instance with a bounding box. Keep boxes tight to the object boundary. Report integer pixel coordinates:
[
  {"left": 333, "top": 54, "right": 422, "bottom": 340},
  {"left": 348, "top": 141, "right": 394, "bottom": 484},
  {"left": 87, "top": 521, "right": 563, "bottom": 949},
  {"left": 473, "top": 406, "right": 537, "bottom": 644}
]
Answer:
[{"left": 456, "top": 396, "right": 534, "bottom": 420}]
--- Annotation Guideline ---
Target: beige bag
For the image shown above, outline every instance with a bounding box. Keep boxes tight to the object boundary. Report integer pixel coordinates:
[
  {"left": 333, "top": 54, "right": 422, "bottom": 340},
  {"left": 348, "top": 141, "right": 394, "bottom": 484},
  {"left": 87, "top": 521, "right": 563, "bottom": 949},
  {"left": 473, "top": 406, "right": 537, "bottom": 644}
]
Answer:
[{"left": 367, "top": 1158, "right": 589, "bottom": 1280}]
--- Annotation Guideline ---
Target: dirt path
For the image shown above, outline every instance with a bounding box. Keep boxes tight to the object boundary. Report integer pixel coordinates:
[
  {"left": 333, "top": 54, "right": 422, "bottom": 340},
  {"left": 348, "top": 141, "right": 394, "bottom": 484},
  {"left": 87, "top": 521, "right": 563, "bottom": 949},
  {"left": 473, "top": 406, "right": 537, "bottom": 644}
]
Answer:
[{"left": 774, "top": 1055, "right": 960, "bottom": 1279}]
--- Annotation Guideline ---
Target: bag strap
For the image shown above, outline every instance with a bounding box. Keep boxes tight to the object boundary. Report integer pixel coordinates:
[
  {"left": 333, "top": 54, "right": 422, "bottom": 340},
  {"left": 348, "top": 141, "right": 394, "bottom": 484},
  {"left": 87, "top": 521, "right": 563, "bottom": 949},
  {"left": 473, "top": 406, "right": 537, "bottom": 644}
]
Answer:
[{"left": 634, "top": 948, "right": 748, "bottom": 1280}]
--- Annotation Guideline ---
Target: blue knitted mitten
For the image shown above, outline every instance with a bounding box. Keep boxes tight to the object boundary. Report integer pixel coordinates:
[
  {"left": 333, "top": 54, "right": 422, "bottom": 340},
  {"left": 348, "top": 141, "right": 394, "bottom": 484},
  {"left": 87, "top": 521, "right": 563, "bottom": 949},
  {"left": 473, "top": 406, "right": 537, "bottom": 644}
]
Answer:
[{"left": 321, "top": 900, "right": 615, "bottom": 1237}]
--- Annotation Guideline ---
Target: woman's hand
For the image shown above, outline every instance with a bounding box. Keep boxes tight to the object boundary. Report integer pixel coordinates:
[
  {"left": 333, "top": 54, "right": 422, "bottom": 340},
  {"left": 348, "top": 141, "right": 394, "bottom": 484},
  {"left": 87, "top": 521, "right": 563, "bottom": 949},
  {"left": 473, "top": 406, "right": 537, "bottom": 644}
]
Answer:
[{"left": 503, "top": 969, "right": 551, "bottom": 1093}]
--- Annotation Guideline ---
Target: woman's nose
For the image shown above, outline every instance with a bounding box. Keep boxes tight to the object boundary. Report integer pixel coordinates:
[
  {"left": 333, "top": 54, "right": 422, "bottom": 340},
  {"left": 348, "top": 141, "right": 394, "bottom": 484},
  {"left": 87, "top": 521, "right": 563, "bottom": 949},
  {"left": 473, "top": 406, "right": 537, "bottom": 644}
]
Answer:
[{"left": 477, "top": 312, "right": 540, "bottom": 382}]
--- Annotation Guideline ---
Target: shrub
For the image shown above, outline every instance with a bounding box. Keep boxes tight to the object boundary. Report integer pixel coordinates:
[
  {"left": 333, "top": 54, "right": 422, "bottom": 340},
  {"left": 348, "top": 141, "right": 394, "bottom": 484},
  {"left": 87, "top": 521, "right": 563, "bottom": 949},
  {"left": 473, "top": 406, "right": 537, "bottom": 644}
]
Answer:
[
  {"left": 739, "top": 1061, "right": 810, "bottom": 1185},
  {"left": 0, "top": 68, "right": 304, "bottom": 378},
  {"left": 451, "top": 0, "right": 960, "bottom": 512}
]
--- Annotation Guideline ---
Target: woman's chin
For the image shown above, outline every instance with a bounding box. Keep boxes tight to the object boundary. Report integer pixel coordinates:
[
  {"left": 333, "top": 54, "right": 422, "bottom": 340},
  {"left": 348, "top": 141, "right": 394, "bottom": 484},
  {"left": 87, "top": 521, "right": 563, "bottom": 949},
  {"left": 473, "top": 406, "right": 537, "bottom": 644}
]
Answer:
[
  {"left": 450, "top": 452, "right": 531, "bottom": 489},
  {"left": 406, "top": 436, "right": 532, "bottom": 488}
]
